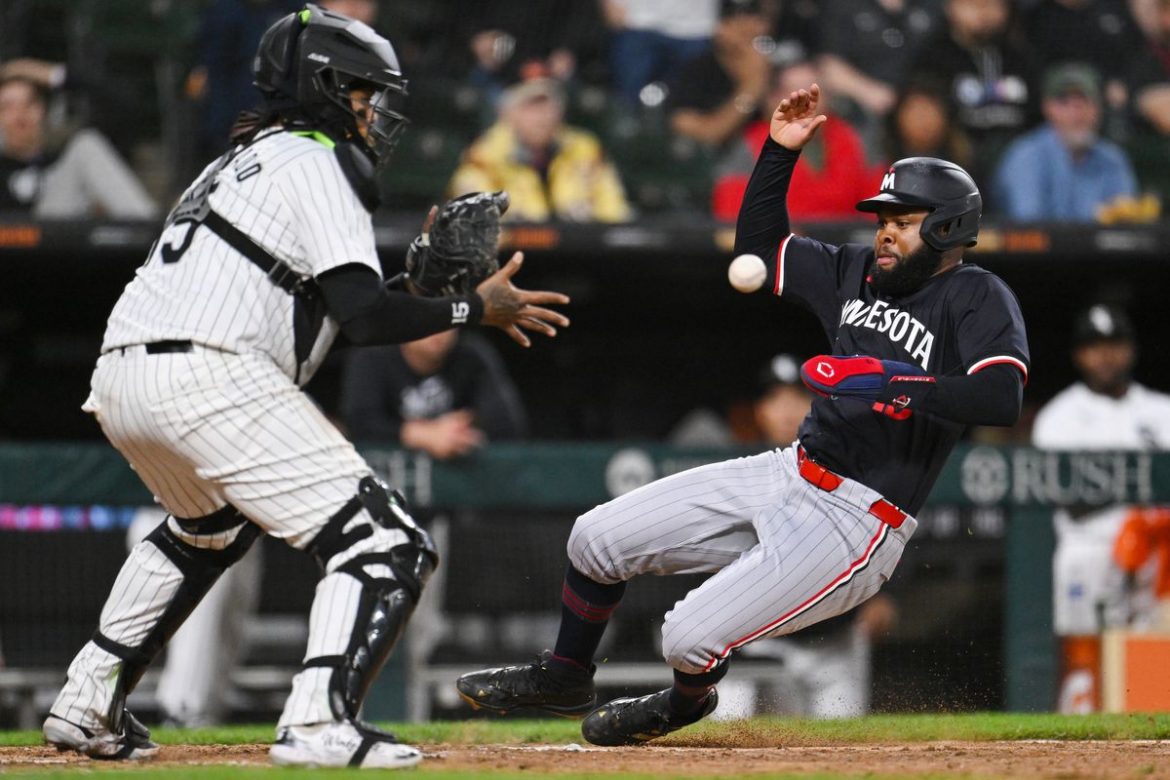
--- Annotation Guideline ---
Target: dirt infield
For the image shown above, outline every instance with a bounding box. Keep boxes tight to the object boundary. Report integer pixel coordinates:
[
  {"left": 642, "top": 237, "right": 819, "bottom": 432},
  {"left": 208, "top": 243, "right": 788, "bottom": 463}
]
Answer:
[{"left": 3, "top": 740, "right": 1170, "bottom": 777}]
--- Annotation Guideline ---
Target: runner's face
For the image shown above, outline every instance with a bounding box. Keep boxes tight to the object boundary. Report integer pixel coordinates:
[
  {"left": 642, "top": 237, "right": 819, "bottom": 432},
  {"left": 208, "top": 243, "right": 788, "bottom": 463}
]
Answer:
[{"left": 870, "top": 208, "right": 944, "bottom": 296}]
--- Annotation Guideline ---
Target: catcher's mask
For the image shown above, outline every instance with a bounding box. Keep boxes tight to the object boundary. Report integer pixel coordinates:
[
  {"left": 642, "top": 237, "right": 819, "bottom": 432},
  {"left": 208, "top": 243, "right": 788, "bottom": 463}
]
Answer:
[
  {"left": 404, "top": 191, "right": 510, "bottom": 296},
  {"left": 253, "top": 3, "right": 408, "bottom": 167},
  {"left": 856, "top": 157, "right": 982, "bottom": 252}
]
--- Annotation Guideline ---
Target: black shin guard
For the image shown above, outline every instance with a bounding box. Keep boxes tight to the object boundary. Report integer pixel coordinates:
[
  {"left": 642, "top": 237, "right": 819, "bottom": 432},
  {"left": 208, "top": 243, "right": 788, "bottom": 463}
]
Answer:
[
  {"left": 91, "top": 506, "right": 260, "bottom": 731},
  {"left": 304, "top": 477, "right": 439, "bottom": 721}
]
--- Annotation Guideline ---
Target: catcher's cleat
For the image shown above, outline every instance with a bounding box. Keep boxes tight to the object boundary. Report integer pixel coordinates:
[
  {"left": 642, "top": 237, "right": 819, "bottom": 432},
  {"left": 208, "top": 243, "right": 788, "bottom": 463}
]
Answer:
[
  {"left": 270, "top": 719, "right": 421, "bottom": 769},
  {"left": 43, "top": 710, "right": 159, "bottom": 760},
  {"left": 456, "top": 650, "right": 596, "bottom": 717},
  {"left": 581, "top": 688, "right": 718, "bottom": 746}
]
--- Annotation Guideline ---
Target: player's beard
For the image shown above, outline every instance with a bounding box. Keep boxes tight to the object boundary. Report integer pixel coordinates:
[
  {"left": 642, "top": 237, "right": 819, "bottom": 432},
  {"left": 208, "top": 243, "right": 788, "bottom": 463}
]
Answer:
[{"left": 869, "top": 244, "right": 943, "bottom": 297}]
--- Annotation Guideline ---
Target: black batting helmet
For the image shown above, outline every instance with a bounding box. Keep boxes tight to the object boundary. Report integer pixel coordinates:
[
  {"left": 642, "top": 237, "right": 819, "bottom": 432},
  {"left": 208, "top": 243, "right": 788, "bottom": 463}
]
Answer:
[
  {"left": 253, "top": 4, "right": 408, "bottom": 165},
  {"left": 856, "top": 157, "right": 982, "bottom": 252}
]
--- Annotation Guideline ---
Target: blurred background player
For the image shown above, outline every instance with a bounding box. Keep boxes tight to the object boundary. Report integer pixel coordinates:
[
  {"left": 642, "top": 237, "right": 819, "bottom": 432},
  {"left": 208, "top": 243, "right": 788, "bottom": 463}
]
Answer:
[
  {"left": 339, "top": 328, "right": 528, "bottom": 457},
  {"left": 1032, "top": 303, "right": 1170, "bottom": 712}
]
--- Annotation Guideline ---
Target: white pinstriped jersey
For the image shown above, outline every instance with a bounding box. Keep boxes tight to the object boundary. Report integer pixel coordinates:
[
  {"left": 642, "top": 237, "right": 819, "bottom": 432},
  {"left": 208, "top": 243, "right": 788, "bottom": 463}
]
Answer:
[{"left": 101, "top": 128, "right": 380, "bottom": 385}]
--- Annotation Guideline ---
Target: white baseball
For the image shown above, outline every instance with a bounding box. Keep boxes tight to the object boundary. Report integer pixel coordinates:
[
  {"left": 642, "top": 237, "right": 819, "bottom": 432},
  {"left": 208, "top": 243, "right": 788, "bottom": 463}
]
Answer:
[{"left": 727, "top": 253, "right": 766, "bottom": 293}]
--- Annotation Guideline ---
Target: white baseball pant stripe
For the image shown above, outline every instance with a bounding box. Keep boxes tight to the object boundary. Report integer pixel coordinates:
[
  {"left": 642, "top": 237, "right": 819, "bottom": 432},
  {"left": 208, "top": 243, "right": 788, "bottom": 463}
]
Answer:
[{"left": 567, "top": 446, "right": 915, "bottom": 675}]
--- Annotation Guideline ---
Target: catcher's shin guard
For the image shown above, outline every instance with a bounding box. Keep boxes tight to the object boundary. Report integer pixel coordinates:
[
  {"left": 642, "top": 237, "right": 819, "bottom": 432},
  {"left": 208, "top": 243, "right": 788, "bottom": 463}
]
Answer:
[
  {"left": 284, "top": 477, "right": 438, "bottom": 725},
  {"left": 52, "top": 507, "right": 259, "bottom": 733}
]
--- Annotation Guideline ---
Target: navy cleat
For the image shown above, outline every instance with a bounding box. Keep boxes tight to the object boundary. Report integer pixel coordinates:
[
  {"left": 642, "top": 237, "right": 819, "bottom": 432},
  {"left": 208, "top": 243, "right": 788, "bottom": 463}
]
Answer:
[
  {"left": 456, "top": 650, "right": 596, "bottom": 717},
  {"left": 581, "top": 688, "right": 718, "bottom": 746}
]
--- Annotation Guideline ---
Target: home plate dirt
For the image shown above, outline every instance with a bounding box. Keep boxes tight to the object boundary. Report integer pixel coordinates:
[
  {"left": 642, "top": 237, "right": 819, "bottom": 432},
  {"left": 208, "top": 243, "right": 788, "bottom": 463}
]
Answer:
[{"left": 2, "top": 740, "right": 1169, "bottom": 777}]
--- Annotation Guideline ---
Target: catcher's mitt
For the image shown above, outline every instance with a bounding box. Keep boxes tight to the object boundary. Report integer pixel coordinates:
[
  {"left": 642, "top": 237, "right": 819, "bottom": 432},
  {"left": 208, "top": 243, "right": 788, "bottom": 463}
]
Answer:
[{"left": 404, "top": 191, "right": 509, "bottom": 296}]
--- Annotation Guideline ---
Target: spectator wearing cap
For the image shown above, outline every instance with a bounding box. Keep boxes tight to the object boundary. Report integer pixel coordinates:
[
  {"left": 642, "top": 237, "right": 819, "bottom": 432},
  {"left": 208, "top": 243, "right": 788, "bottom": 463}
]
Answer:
[
  {"left": 1023, "top": 0, "right": 1142, "bottom": 120},
  {"left": 992, "top": 63, "right": 1138, "bottom": 222},
  {"left": 1032, "top": 303, "right": 1170, "bottom": 712},
  {"left": 448, "top": 76, "right": 631, "bottom": 222},
  {"left": 666, "top": 0, "right": 775, "bottom": 148}
]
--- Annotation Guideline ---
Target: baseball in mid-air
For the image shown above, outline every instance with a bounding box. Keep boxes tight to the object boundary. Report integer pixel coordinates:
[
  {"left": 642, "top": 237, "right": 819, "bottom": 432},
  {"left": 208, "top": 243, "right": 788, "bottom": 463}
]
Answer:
[{"left": 727, "top": 253, "right": 766, "bottom": 293}]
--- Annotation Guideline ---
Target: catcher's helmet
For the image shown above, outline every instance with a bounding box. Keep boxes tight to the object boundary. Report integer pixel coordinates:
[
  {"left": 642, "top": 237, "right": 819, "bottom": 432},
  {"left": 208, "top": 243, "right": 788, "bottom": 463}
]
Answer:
[
  {"left": 856, "top": 157, "right": 982, "bottom": 252},
  {"left": 253, "top": 4, "right": 407, "bottom": 165}
]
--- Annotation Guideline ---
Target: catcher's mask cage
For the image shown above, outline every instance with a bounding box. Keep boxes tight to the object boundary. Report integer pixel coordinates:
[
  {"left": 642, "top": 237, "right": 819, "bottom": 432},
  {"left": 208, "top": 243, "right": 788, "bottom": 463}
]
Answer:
[
  {"left": 253, "top": 3, "right": 409, "bottom": 166},
  {"left": 855, "top": 156, "right": 982, "bottom": 252}
]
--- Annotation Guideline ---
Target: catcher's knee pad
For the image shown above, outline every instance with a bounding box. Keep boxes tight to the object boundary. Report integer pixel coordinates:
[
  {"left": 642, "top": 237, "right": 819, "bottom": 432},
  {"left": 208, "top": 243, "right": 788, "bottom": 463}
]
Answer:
[
  {"left": 92, "top": 505, "right": 260, "bottom": 731},
  {"left": 307, "top": 476, "right": 438, "bottom": 598},
  {"left": 303, "top": 476, "right": 439, "bottom": 719}
]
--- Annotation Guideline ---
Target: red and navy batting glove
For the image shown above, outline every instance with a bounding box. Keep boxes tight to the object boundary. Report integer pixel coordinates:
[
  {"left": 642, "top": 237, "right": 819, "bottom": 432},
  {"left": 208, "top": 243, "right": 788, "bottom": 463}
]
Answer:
[{"left": 800, "top": 355, "right": 927, "bottom": 400}]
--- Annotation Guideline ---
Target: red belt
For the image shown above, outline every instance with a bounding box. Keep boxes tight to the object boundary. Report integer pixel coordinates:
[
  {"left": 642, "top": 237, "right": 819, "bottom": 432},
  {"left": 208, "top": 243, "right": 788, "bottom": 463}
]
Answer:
[{"left": 796, "top": 447, "right": 907, "bottom": 529}]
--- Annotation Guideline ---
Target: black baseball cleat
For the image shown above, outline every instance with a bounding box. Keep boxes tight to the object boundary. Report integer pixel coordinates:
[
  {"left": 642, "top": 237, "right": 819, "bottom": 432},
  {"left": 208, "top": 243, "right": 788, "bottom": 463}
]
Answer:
[
  {"left": 43, "top": 709, "right": 159, "bottom": 760},
  {"left": 581, "top": 688, "right": 718, "bottom": 746},
  {"left": 456, "top": 650, "right": 597, "bottom": 717}
]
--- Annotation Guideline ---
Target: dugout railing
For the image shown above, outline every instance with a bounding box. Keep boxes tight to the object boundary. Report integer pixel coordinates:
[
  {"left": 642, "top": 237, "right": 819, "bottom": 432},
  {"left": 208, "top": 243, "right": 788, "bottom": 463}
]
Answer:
[{"left": 2, "top": 442, "right": 1167, "bottom": 725}]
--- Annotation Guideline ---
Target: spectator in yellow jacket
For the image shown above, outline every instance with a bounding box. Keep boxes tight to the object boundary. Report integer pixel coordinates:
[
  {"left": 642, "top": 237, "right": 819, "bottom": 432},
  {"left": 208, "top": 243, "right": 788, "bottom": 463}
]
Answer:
[{"left": 449, "top": 76, "right": 632, "bottom": 222}]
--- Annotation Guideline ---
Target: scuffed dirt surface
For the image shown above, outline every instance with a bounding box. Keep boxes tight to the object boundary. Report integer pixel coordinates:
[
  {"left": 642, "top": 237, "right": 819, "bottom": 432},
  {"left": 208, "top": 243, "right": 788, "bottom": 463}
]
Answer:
[{"left": 3, "top": 739, "right": 1169, "bottom": 777}]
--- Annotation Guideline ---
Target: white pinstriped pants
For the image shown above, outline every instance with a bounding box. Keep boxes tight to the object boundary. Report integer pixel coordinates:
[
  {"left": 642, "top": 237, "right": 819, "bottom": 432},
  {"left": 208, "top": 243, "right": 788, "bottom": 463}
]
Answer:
[
  {"left": 85, "top": 348, "right": 371, "bottom": 546},
  {"left": 52, "top": 347, "right": 408, "bottom": 730},
  {"left": 567, "top": 446, "right": 917, "bottom": 675}
]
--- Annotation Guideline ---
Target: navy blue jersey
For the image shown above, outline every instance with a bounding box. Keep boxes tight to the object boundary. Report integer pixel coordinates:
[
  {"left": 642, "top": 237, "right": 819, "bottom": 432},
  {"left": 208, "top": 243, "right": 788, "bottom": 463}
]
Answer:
[
  {"left": 779, "top": 234, "right": 1029, "bottom": 513},
  {"left": 736, "top": 138, "right": 1029, "bottom": 515}
]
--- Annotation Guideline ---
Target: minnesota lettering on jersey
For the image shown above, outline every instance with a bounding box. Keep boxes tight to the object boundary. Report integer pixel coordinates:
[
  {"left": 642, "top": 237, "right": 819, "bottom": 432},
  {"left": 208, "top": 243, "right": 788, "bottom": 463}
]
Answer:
[{"left": 839, "top": 298, "right": 934, "bottom": 368}]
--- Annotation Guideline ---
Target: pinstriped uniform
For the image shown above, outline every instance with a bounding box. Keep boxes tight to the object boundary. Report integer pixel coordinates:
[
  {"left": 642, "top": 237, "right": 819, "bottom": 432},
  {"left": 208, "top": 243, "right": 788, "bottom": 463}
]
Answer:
[
  {"left": 51, "top": 128, "right": 410, "bottom": 731},
  {"left": 103, "top": 129, "right": 378, "bottom": 381},
  {"left": 569, "top": 446, "right": 915, "bottom": 674}
]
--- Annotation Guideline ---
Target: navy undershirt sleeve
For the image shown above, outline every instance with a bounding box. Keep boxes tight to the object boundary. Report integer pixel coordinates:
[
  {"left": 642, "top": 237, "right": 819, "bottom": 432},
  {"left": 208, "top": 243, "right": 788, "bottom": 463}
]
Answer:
[
  {"left": 733, "top": 138, "right": 801, "bottom": 291},
  {"left": 890, "top": 364, "right": 1024, "bottom": 426},
  {"left": 318, "top": 264, "right": 483, "bottom": 346}
]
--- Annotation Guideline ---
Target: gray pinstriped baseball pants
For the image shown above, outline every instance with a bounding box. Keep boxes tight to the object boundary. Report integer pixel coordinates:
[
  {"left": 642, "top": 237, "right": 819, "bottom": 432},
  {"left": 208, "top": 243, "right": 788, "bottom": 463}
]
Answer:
[{"left": 567, "top": 446, "right": 917, "bottom": 675}]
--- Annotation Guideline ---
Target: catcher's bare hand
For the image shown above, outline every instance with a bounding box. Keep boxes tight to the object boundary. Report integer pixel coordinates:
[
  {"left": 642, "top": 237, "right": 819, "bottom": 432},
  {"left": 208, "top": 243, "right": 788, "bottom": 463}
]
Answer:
[
  {"left": 475, "top": 252, "right": 570, "bottom": 348},
  {"left": 769, "top": 83, "right": 827, "bottom": 151}
]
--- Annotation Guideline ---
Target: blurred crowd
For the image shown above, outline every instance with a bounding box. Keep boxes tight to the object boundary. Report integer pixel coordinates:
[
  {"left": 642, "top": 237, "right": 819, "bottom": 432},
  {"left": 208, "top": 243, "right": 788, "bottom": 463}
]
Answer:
[{"left": 2, "top": 0, "right": 1170, "bottom": 224}]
